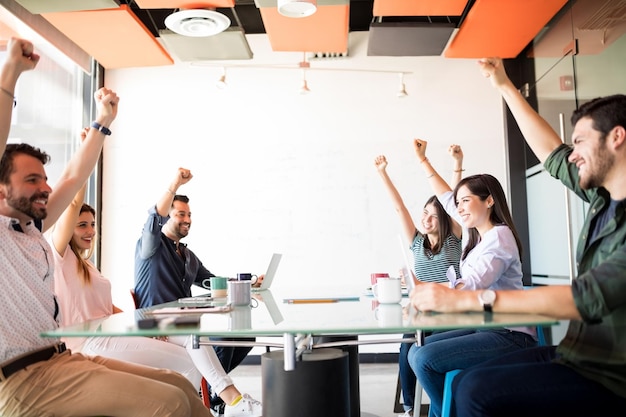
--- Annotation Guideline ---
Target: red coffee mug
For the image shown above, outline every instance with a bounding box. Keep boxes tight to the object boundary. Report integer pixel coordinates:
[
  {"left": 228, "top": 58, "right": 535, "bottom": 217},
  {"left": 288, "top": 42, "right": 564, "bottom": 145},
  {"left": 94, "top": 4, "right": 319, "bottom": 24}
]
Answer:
[{"left": 370, "top": 272, "right": 390, "bottom": 285}]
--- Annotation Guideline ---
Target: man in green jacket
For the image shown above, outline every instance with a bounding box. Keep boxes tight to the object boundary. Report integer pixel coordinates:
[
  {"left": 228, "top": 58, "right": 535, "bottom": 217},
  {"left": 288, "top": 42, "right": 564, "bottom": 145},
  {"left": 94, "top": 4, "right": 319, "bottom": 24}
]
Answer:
[{"left": 408, "top": 57, "right": 626, "bottom": 417}]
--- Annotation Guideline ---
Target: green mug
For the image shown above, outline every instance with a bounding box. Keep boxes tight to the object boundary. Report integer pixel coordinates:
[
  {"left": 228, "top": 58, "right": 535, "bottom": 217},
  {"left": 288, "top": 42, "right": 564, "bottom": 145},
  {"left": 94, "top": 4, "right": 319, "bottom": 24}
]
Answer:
[{"left": 209, "top": 276, "right": 228, "bottom": 298}]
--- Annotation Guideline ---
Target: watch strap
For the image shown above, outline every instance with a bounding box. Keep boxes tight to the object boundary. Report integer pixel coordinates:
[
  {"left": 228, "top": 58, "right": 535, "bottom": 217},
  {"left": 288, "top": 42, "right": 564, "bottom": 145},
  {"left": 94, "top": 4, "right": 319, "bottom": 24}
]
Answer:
[{"left": 91, "top": 121, "right": 112, "bottom": 136}]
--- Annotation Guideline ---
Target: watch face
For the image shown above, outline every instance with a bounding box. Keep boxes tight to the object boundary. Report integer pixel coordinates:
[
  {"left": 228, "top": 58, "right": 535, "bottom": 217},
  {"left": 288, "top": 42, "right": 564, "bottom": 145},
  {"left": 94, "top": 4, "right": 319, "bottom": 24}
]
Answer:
[{"left": 481, "top": 290, "right": 496, "bottom": 304}]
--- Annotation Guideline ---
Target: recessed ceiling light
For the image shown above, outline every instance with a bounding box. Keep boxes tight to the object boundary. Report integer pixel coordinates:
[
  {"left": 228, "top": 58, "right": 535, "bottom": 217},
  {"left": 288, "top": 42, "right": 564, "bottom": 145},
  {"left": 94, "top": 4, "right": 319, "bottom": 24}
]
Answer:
[
  {"left": 165, "top": 9, "right": 231, "bottom": 37},
  {"left": 277, "top": 0, "right": 317, "bottom": 18}
]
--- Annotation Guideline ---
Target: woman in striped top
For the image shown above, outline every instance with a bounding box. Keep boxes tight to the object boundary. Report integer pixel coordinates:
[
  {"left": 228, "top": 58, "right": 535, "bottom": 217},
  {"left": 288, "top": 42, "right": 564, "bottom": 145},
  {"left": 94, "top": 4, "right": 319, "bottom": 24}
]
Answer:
[{"left": 375, "top": 149, "right": 463, "bottom": 417}]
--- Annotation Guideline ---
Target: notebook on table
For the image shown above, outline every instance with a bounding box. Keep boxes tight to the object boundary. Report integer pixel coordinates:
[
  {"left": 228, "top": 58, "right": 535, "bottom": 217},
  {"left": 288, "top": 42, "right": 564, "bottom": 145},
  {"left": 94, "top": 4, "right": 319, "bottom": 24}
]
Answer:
[{"left": 251, "top": 253, "right": 282, "bottom": 293}]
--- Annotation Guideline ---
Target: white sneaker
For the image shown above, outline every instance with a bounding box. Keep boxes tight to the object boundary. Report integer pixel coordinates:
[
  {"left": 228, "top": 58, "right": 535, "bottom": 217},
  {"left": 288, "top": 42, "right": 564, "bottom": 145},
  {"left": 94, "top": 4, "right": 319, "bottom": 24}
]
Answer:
[
  {"left": 398, "top": 410, "right": 413, "bottom": 417},
  {"left": 224, "top": 393, "right": 262, "bottom": 417}
]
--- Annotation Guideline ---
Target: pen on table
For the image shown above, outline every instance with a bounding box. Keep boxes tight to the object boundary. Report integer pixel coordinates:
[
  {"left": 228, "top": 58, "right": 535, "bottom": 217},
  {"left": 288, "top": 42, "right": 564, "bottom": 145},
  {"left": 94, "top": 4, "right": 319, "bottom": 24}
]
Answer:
[{"left": 284, "top": 299, "right": 339, "bottom": 304}]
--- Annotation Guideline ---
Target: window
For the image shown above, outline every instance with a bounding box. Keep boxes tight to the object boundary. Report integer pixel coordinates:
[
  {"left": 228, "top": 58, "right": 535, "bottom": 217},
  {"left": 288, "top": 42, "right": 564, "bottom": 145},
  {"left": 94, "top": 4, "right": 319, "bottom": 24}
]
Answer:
[{"left": 1, "top": 3, "right": 99, "bottom": 258}]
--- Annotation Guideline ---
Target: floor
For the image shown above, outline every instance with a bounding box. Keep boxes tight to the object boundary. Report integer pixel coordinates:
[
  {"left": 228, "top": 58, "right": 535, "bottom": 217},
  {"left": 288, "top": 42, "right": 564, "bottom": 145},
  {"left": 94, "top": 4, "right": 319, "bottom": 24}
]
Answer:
[{"left": 229, "top": 360, "right": 428, "bottom": 417}]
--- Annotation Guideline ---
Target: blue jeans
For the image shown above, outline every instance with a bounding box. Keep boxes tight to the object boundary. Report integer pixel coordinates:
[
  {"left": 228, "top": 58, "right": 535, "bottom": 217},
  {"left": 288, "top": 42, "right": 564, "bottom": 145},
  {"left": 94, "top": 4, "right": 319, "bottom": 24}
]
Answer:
[
  {"left": 452, "top": 345, "right": 626, "bottom": 417},
  {"left": 408, "top": 328, "right": 535, "bottom": 417},
  {"left": 399, "top": 333, "right": 421, "bottom": 412}
]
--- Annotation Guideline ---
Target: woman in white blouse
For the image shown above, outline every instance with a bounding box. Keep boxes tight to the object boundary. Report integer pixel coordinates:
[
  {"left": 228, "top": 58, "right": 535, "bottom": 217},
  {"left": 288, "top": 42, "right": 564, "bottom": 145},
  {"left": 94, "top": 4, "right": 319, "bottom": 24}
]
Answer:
[{"left": 406, "top": 138, "right": 539, "bottom": 417}]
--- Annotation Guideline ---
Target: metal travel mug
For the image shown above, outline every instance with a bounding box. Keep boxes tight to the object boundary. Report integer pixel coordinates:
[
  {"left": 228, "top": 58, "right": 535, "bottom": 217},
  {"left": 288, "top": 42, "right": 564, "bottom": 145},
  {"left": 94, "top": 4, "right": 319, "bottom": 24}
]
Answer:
[{"left": 227, "top": 280, "right": 251, "bottom": 306}]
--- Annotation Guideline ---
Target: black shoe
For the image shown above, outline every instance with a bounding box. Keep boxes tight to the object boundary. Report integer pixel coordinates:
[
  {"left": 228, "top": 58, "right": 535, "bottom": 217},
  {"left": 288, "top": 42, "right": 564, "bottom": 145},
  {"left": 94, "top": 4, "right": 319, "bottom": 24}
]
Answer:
[{"left": 211, "top": 402, "right": 226, "bottom": 416}]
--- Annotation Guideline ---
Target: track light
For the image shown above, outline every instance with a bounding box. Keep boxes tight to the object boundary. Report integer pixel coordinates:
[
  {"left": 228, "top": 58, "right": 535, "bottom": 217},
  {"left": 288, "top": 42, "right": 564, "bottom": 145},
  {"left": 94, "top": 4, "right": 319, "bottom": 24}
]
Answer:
[
  {"left": 194, "top": 62, "right": 413, "bottom": 96},
  {"left": 397, "top": 73, "right": 408, "bottom": 98},
  {"left": 300, "top": 69, "right": 310, "bottom": 94},
  {"left": 216, "top": 67, "right": 227, "bottom": 89}
]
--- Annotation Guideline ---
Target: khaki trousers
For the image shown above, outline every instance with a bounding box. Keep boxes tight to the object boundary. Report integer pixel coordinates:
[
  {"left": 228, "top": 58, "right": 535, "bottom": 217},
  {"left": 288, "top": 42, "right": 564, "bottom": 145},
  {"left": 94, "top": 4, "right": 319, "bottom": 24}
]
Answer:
[{"left": 0, "top": 350, "right": 213, "bottom": 417}]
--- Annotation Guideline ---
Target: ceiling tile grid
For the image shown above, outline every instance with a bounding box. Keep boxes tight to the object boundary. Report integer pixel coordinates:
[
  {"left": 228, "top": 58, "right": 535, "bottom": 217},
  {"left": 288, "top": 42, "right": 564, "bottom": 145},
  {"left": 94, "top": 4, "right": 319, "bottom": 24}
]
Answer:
[{"left": 12, "top": 0, "right": 571, "bottom": 68}]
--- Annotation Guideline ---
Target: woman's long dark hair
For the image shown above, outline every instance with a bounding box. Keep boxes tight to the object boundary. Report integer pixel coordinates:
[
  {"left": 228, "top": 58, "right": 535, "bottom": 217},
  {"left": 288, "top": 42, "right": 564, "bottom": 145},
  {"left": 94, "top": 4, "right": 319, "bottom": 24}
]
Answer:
[
  {"left": 422, "top": 195, "right": 455, "bottom": 255},
  {"left": 453, "top": 174, "right": 522, "bottom": 261}
]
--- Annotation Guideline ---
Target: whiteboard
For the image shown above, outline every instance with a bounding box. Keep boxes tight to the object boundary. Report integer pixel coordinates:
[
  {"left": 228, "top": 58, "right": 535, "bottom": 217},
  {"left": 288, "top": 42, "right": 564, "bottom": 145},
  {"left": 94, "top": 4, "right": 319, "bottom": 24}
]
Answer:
[{"left": 525, "top": 165, "right": 584, "bottom": 283}]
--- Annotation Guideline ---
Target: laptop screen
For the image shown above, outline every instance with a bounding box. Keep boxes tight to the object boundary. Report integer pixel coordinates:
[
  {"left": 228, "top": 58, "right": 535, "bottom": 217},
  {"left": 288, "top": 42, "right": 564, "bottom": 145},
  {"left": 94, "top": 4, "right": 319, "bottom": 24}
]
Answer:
[{"left": 252, "top": 253, "right": 282, "bottom": 292}]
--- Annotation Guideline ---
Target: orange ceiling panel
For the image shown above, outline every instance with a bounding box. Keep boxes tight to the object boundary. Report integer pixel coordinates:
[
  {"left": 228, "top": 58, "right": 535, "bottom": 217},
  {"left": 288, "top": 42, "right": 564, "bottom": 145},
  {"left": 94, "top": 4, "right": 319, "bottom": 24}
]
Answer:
[
  {"left": 260, "top": 5, "right": 349, "bottom": 53},
  {"left": 42, "top": 5, "right": 174, "bottom": 69},
  {"left": 134, "top": 0, "right": 235, "bottom": 8},
  {"left": 373, "top": 0, "right": 468, "bottom": 16},
  {"left": 444, "top": 0, "right": 568, "bottom": 58},
  {"left": 0, "top": 21, "right": 19, "bottom": 42}
]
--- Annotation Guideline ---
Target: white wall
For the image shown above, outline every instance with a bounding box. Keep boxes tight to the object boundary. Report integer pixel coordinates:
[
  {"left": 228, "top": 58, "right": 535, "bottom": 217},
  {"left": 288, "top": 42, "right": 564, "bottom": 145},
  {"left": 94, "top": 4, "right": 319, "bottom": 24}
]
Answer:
[{"left": 102, "top": 33, "right": 507, "bottom": 311}]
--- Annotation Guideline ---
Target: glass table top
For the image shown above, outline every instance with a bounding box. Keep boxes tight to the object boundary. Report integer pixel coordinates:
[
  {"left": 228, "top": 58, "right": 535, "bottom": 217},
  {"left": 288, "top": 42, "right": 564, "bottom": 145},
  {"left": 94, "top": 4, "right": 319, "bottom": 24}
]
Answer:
[{"left": 41, "top": 289, "right": 558, "bottom": 339}]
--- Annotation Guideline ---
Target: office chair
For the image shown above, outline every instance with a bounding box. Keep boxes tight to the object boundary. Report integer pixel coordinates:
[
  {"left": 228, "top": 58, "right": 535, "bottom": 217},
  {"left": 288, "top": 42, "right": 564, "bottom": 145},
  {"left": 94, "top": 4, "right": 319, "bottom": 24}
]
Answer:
[{"left": 439, "top": 325, "right": 548, "bottom": 417}]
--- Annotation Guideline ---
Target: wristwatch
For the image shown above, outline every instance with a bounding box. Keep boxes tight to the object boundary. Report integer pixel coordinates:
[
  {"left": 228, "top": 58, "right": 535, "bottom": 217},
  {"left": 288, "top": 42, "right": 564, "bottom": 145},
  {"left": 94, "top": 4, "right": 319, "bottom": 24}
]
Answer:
[{"left": 478, "top": 289, "right": 496, "bottom": 313}]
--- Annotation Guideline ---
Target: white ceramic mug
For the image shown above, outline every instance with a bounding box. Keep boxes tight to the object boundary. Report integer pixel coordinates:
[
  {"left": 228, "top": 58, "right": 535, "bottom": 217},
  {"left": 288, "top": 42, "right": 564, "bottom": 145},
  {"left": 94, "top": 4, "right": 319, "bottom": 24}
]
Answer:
[
  {"left": 227, "top": 280, "right": 251, "bottom": 306},
  {"left": 372, "top": 277, "right": 402, "bottom": 304},
  {"left": 374, "top": 303, "right": 403, "bottom": 327}
]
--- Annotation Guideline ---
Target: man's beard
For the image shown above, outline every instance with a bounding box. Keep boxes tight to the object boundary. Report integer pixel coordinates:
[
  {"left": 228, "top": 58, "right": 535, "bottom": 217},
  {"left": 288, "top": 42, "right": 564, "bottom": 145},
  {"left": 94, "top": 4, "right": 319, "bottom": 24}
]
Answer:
[
  {"left": 6, "top": 191, "right": 48, "bottom": 220},
  {"left": 580, "top": 139, "right": 612, "bottom": 190},
  {"left": 175, "top": 223, "right": 190, "bottom": 239}
]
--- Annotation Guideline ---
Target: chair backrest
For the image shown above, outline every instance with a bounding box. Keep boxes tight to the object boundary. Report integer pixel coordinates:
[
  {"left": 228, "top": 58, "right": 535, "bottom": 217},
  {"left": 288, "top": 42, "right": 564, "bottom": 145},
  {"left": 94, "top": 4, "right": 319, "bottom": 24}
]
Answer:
[
  {"left": 129, "top": 289, "right": 140, "bottom": 309},
  {"left": 536, "top": 325, "right": 547, "bottom": 346},
  {"left": 440, "top": 325, "right": 549, "bottom": 417}
]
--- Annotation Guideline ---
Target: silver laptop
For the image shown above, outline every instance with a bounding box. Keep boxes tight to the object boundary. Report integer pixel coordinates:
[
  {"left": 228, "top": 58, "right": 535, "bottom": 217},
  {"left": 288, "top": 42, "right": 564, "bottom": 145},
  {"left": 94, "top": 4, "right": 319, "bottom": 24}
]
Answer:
[
  {"left": 251, "top": 253, "right": 282, "bottom": 293},
  {"left": 398, "top": 234, "right": 415, "bottom": 293}
]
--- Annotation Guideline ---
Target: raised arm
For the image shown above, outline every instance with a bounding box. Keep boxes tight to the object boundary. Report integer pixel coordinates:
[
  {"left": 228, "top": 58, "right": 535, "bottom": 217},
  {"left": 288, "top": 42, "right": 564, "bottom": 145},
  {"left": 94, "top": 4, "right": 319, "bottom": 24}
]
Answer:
[
  {"left": 44, "top": 88, "right": 119, "bottom": 232},
  {"left": 447, "top": 144, "right": 464, "bottom": 239},
  {"left": 374, "top": 155, "right": 417, "bottom": 244},
  {"left": 448, "top": 144, "right": 464, "bottom": 188},
  {"left": 413, "top": 138, "right": 452, "bottom": 197},
  {"left": 156, "top": 168, "right": 192, "bottom": 217},
  {"left": 49, "top": 183, "right": 86, "bottom": 256},
  {"left": 478, "top": 58, "right": 563, "bottom": 163},
  {"left": 49, "top": 128, "right": 90, "bottom": 256},
  {"left": 0, "top": 37, "right": 40, "bottom": 156}
]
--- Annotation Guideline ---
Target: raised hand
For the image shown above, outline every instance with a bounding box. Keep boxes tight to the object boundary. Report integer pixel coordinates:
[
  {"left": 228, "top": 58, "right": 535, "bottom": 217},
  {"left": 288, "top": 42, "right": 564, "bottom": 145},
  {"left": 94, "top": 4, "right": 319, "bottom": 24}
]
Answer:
[
  {"left": 5, "top": 37, "right": 40, "bottom": 73},
  {"left": 413, "top": 138, "right": 428, "bottom": 161},
  {"left": 79, "top": 127, "right": 90, "bottom": 143},
  {"left": 93, "top": 87, "right": 119, "bottom": 125},
  {"left": 448, "top": 144, "right": 463, "bottom": 162},
  {"left": 477, "top": 58, "right": 509, "bottom": 89},
  {"left": 174, "top": 167, "right": 193, "bottom": 188},
  {"left": 374, "top": 155, "right": 388, "bottom": 172}
]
